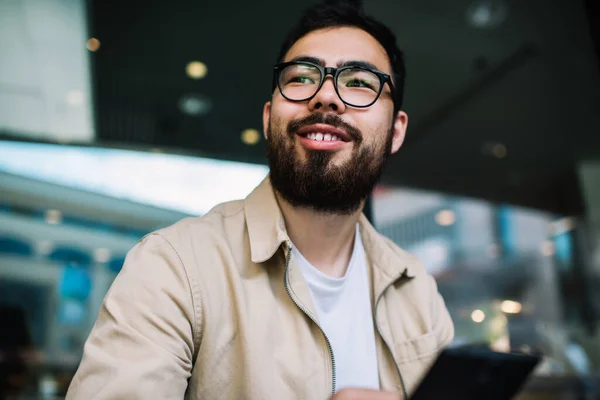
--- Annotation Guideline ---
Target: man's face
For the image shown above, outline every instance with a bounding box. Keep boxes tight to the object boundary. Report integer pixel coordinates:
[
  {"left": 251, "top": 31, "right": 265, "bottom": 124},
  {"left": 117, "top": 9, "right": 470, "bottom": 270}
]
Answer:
[{"left": 263, "top": 26, "right": 408, "bottom": 215}]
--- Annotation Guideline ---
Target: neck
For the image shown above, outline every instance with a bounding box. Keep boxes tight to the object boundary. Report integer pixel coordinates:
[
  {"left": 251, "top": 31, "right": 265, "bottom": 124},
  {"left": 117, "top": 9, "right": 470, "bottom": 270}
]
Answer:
[{"left": 276, "top": 193, "right": 363, "bottom": 278}]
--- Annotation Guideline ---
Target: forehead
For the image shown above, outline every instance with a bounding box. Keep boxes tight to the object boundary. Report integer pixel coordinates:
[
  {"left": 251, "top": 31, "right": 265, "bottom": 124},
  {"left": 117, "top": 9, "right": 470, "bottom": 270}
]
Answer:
[{"left": 283, "top": 27, "right": 391, "bottom": 74}]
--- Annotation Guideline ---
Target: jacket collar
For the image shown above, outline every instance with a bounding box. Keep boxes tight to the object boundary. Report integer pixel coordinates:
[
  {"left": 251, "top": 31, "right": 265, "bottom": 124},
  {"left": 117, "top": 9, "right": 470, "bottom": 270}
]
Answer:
[
  {"left": 358, "top": 214, "right": 417, "bottom": 280},
  {"left": 244, "top": 176, "right": 290, "bottom": 264},
  {"left": 244, "top": 176, "right": 417, "bottom": 279}
]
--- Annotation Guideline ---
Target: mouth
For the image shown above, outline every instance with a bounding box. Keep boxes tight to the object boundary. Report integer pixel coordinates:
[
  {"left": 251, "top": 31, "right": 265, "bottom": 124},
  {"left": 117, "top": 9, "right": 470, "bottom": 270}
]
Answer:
[{"left": 296, "top": 124, "right": 352, "bottom": 143}]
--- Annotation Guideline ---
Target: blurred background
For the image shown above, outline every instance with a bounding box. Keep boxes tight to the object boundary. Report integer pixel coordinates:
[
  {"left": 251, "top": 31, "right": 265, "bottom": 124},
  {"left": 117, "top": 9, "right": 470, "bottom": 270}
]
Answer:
[{"left": 1, "top": 0, "right": 600, "bottom": 398}]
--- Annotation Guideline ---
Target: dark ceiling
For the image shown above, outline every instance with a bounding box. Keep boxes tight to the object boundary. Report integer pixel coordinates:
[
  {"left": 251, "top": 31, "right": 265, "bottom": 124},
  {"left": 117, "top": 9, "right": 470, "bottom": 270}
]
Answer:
[{"left": 89, "top": 0, "right": 600, "bottom": 215}]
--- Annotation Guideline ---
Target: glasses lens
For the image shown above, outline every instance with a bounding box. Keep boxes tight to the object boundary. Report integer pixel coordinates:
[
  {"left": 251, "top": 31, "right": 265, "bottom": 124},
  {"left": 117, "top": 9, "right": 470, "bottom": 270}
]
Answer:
[
  {"left": 279, "top": 63, "right": 322, "bottom": 101},
  {"left": 337, "top": 68, "right": 381, "bottom": 106}
]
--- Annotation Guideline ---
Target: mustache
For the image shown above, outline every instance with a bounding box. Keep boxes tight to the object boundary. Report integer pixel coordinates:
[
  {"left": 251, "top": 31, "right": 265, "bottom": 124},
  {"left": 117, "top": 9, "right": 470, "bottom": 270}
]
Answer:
[{"left": 286, "top": 113, "right": 363, "bottom": 144}]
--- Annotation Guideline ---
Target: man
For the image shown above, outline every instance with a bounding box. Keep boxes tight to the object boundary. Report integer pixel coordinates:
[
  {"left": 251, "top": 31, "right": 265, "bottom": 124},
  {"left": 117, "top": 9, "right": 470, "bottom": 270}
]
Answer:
[{"left": 67, "top": 1, "right": 453, "bottom": 399}]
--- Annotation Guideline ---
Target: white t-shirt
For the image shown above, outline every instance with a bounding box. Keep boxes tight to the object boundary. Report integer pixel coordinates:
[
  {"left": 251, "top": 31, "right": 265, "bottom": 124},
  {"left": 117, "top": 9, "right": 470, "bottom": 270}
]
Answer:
[{"left": 292, "top": 225, "right": 380, "bottom": 392}]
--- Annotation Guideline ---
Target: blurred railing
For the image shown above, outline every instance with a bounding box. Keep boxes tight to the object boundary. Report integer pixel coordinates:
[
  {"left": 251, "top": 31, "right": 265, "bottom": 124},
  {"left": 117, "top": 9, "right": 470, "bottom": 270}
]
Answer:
[{"left": 378, "top": 206, "right": 454, "bottom": 250}]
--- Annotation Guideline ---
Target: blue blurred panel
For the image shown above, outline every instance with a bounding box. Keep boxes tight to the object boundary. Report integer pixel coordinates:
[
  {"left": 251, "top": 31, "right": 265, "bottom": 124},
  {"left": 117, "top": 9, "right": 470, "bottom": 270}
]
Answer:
[
  {"left": 0, "top": 236, "right": 33, "bottom": 256},
  {"left": 49, "top": 246, "right": 91, "bottom": 266},
  {"left": 59, "top": 266, "right": 91, "bottom": 301},
  {"left": 57, "top": 298, "right": 87, "bottom": 326},
  {"left": 554, "top": 232, "right": 573, "bottom": 265},
  {"left": 497, "top": 205, "right": 515, "bottom": 258}
]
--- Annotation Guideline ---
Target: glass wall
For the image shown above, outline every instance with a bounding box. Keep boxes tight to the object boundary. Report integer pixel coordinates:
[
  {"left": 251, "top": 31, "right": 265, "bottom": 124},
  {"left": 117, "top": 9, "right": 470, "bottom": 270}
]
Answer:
[{"left": 373, "top": 184, "right": 599, "bottom": 398}]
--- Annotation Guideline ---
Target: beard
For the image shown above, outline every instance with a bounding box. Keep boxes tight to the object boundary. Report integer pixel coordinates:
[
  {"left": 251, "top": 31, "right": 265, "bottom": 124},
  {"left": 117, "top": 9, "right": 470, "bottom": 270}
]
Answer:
[{"left": 266, "top": 112, "right": 393, "bottom": 215}]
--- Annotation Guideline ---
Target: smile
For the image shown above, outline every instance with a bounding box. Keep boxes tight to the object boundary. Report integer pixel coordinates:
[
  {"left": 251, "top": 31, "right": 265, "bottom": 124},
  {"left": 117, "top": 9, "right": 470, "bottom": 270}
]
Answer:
[
  {"left": 296, "top": 133, "right": 349, "bottom": 151},
  {"left": 297, "top": 123, "right": 353, "bottom": 143},
  {"left": 303, "top": 132, "right": 342, "bottom": 142}
]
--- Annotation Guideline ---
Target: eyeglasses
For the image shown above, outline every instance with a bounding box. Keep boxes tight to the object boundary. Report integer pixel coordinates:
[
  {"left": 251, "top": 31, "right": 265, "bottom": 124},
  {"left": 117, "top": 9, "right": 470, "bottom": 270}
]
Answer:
[{"left": 273, "top": 61, "right": 395, "bottom": 108}]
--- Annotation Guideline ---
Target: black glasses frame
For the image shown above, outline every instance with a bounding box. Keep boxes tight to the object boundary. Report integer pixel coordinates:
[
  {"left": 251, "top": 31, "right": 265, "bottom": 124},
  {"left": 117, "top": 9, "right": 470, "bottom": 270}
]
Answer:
[{"left": 273, "top": 61, "right": 396, "bottom": 108}]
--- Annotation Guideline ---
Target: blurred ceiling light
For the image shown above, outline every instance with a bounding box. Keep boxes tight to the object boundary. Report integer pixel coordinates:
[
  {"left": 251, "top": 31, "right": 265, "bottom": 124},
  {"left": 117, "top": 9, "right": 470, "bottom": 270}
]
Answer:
[
  {"left": 548, "top": 217, "right": 576, "bottom": 236},
  {"left": 86, "top": 38, "right": 101, "bottom": 52},
  {"left": 492, "top": 143, "right": 507, "bottom": 159},
  {"left": 93, "top": 248, "right": 111, "bottom": 264},
  {"left": 435, "top": 209, "right": 456, "bottom": 226},
  {"left": 178, "top": 94, "right": 211, "bottom": 116},
  {"left": 466, "top": 0, "right": 508, "bottom": 29},
  {"left": 45, "top": 209, "right": 62, "bottom": 225},
  {"left": 487, "top": 243, "right": 500, "bottom": 259},
  {"left": 35, "top": 240, "right": 54, "bottom": 256},
  {"left": 241, "top": 129, "right": 261, "bottom": 145},
  {"left": 471, "top": 309, "right": 486, "bottom": 323},
  {"left": 66, "top": 90, "right": 86, "bottom": 106},
  {"left": 186, "top": 61, "right": 208, "bottom": 79},
  {"left": 500, "top": 300, "right": 522, "bottom": 314},
  {"left": 541, "top": 240, "right": 555, "bottom": 256}
]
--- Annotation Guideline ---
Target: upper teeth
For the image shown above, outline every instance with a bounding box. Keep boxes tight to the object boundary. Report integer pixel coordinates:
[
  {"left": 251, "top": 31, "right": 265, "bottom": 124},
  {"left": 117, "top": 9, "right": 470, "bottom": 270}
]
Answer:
[{"left": 306, "top": 132, "right": 340, "bottom": 141}]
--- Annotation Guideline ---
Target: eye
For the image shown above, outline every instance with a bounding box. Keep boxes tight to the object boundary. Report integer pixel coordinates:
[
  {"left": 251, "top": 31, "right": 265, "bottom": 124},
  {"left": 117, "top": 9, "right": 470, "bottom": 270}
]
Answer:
[
  {"left": 281, "top": 64, "right": 320, "bottom": 86},
  {"left": 345, "top": 79, "right": 375, "bottom": 90},
  {"left": 339, "top": 68, "right": 380, "bottom": 92},
  {"left": 288, "top": 75, "right": 316, "bottom": 85}
]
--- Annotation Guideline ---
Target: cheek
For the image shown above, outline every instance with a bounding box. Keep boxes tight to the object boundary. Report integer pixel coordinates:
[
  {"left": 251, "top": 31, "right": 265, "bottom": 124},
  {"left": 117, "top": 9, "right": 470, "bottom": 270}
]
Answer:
[
  {"left": 357, "top": 109, "right": 393, "bottom": 138},
  {"left": 271, "top": 96, "right": 305, "bottom": 119}
]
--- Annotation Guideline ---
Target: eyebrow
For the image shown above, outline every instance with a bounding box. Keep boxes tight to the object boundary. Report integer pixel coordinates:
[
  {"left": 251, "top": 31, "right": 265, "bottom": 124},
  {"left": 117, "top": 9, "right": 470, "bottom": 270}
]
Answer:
[
  {"left": 338, "top": 59, "right": 381, "bottom": 72},
  {"left": 288, "top": 55, "right": 325, "bottom": 66},
  {"left": 288, "top": 55, "right": 383, "bottom": 73}
]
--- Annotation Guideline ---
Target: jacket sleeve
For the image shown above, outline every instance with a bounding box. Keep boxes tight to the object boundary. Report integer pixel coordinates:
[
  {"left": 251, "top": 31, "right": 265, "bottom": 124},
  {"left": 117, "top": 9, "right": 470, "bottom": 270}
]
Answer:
[
  {"left": 428, "top": 275, "right": 454, "bottom": 348},
  {"left": 66, "top": 233, "right": 199, "bottom": 400}
]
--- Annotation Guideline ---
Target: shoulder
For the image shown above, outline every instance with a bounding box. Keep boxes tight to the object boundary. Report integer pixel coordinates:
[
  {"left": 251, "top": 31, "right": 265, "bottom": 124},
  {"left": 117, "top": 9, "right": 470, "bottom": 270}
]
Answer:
[
  {"left": 128, "top": 199, "right": 248, "bottom": 277},
  {"left": 152, "top": 199, "right": 245, "bottom": 245}
]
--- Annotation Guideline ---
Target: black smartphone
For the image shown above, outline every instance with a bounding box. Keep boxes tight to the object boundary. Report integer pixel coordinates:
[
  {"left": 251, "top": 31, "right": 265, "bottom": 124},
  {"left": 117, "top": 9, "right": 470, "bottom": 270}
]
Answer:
[{"left": 410, "top": 346, "right": 541, "bottom": 400}]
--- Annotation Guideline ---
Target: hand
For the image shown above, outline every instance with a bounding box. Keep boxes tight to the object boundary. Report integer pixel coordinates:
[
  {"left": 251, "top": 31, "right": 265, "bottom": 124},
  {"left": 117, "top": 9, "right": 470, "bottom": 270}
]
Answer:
[{"left": 329, "top": 388, "right": 402, "bottom": 400}]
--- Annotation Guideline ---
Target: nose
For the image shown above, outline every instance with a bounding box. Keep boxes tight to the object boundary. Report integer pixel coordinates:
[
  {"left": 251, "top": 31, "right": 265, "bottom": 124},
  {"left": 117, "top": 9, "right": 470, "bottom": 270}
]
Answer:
[{"left": 307, "top": 76, "right": 346, "bottom": 114}]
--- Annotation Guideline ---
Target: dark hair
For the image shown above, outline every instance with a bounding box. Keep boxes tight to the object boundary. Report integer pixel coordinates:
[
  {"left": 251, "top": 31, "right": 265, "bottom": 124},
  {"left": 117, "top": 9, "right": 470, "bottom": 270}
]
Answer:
[{"left": 275, "top": 0, "right": 406, "bottom": 113}]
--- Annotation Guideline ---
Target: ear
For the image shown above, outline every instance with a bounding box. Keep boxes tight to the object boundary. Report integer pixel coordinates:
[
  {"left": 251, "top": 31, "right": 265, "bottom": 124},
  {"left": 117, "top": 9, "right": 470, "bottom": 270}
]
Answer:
[
  {"left": 262, "top": 101, "right": 271, "bottom": 140},
  {"left": 390, "top": 110, "right": 408, "bottom": 154}
]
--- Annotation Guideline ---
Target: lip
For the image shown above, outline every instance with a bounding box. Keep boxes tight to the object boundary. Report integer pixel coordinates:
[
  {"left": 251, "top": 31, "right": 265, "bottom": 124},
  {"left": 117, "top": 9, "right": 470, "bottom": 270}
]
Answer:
[
  {"left": 297, "top": 124, "right": 352, "bottom": 142},
  {"left": 297, "top": 134, "right": 348, "bottom": 151}
]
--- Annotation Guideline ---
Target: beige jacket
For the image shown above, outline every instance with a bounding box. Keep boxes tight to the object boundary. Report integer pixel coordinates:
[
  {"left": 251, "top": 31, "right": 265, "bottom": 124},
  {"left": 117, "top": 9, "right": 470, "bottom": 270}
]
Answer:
[{"left": 67, "top": 177, "right": 454, "bottom": 400}]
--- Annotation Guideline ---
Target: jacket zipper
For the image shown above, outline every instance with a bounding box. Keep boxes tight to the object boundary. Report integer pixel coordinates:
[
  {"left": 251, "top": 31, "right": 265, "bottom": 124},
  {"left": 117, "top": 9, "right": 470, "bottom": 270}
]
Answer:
[
  {"left": 374, "top": 276, "right": 408, "bottom": 400},
  {"left": 282, "top": 242, "right": 337, "bottom": 396}
]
